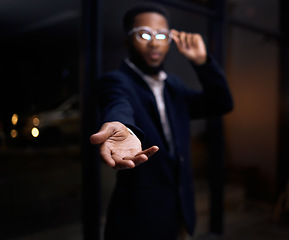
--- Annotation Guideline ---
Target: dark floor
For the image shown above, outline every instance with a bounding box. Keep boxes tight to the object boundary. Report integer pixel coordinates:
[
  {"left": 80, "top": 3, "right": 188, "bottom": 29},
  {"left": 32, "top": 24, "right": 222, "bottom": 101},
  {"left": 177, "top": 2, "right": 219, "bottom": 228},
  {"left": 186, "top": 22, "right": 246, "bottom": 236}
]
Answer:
[
  {"left": 8, "top": 179, "right": 289, "bottom": 240},
  {"left": 193, "top": 183, "right": 289, "bottom": 240},
  {"left": 1, "top": 146, "right": 288, "bottom": 240}
]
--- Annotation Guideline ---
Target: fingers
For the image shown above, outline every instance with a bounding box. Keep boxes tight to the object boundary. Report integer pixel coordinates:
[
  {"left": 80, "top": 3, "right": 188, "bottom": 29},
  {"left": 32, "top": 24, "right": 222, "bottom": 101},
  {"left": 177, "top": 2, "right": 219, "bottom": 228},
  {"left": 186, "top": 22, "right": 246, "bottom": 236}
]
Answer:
[
  {"left": 100, "top": 144, "right": 157, "bottom": 170},
  {"left": 171, "top": 29, "right": 207, "bottom": 64},
  {"left": 112, "top": 153, "right": 135, "bottom": 170},
  {"left": 171, "top": 29, "right": 181, "bottom": 47},
  {"left": 133, "top": 145, "right": 159, "bottom": 166},
  {"left": 99, "top": 145, "right": 116, "bottom": 167},
  {"left": 171, "top": 29, "right": 198, "bottom": 49},
  {"left": 136, "top": 146, "right": 159, "bottom": 158},
  {"left": 171, "top": 29, "right": 186, "bottom": 48},
  {"left": 100, "top": 145, "right": 137, "bottom": 170},
  {"left": 123, "top": 145, "right": 159, "bottom": 167},
  {"left": 123, "top": 153, "right": 148, "bottom": 167},
  {"left": 179, "top": 31, "right": 190, "bottom": 49},
  {"left": 102, "top": 146, "right": 158, "bottom": 170}
]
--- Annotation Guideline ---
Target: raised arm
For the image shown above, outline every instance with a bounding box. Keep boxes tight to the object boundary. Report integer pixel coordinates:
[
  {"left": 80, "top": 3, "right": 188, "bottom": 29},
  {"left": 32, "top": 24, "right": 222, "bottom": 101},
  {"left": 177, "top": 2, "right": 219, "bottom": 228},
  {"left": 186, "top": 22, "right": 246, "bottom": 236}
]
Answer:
[{"left": 171, "top": 29, "right": 233, "bottom": 118}]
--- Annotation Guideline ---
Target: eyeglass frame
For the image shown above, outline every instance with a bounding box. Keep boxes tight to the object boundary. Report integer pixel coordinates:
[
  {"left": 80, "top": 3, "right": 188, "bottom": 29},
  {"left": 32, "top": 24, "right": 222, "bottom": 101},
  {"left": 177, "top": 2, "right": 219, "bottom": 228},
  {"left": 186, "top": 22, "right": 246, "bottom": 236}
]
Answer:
[{"left": 128, "top": 26, "right": 172, "bottom": 44}]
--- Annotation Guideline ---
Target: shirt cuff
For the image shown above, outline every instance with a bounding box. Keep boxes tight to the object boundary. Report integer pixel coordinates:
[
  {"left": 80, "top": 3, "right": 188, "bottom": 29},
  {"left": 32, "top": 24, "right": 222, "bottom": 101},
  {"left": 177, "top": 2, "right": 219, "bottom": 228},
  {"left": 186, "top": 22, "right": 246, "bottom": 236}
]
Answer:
[{"left": 127, "top": 127, "right": 137, "bottom": 137}]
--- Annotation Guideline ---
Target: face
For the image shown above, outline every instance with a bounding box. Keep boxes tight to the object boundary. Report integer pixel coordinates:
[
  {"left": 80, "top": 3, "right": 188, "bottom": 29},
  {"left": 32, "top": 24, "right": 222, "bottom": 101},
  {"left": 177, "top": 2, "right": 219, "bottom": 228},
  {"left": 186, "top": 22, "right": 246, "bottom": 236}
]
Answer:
[{"left": 129, "top": 12, "right": 170, "bottom": 68}]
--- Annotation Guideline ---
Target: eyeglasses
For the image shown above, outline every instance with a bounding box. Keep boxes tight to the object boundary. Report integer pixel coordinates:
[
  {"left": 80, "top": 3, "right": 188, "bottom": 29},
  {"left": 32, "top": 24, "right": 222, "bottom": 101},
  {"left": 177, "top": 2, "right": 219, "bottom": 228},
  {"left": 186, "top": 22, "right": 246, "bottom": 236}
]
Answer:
[{"left": 128, "top": 26, "right": 172, "bottom": 45}]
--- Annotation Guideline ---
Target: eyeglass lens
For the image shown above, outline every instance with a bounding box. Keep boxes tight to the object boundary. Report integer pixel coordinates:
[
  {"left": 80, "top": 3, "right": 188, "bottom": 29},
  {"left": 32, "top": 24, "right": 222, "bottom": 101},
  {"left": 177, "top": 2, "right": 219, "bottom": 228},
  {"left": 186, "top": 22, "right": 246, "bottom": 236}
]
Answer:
[{"left": 137, "top": 30, "right": 169, "bottom": 42}]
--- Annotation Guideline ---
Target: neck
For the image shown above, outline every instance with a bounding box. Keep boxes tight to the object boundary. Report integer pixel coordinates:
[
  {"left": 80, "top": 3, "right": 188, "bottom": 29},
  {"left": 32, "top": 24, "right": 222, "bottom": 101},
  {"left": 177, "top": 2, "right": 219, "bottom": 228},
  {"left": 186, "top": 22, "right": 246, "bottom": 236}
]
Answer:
[{"left": 151, "top": 74, "right": 159, "bottom": 80}]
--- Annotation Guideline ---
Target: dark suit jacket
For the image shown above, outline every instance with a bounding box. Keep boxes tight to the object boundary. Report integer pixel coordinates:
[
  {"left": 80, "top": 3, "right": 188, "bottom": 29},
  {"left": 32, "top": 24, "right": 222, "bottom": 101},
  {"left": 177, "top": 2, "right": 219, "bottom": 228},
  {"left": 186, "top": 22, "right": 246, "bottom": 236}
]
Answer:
[{"left": 96, "top": 55, "right": 233, "bottom": 240}]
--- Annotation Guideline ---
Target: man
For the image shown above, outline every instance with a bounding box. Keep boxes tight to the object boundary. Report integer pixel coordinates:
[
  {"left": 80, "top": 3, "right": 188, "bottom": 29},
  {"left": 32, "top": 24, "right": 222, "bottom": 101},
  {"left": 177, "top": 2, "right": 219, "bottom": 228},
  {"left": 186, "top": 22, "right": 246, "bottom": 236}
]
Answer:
[{"left": 90, "top": 4, "right": 233, "bottom": 240}]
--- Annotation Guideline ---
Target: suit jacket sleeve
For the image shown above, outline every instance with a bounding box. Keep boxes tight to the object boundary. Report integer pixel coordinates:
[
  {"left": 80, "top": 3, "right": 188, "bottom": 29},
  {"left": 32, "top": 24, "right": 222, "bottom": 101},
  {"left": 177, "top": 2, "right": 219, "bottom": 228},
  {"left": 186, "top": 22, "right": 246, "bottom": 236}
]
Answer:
[
  {"left": 183, "top": 54, "right": 233, "bottom": 119},
  {"left": 96, "top": 71, "right": 145, "bottom": 140}
]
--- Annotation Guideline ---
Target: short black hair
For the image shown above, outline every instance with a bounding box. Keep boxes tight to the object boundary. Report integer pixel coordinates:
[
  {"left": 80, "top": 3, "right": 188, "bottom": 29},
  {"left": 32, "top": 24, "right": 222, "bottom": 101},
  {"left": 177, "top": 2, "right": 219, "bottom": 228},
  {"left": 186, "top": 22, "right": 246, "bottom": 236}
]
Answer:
[{"left": 123, "top": 4, "right": 170, "bottom": 34}]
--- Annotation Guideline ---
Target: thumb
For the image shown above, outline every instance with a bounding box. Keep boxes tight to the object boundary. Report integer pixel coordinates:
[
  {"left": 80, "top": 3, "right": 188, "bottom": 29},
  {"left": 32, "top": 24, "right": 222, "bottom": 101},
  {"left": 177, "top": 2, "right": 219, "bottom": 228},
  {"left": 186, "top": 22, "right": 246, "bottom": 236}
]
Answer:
[
  {"left": 90, "top": 132, "right": 106, "bottom": 145},
  {"left": 90, "top": 123, "right": 114, "bottom": 145}
]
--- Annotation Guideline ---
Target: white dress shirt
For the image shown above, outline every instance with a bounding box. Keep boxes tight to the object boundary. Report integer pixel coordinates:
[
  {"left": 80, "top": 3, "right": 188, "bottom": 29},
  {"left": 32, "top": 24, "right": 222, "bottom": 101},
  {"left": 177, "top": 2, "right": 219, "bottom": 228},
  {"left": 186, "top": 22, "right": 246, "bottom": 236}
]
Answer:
[{"left": 124, "top": 58, "right": 174, "bottom": 153}]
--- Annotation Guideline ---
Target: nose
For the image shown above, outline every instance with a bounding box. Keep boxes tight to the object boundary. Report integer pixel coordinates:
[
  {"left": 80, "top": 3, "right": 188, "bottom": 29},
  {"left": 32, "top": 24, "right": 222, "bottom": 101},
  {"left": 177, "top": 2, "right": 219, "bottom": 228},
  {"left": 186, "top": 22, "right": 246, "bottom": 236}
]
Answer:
[{"left": 148, "top": 36, "right": 160, "bottom": 47}]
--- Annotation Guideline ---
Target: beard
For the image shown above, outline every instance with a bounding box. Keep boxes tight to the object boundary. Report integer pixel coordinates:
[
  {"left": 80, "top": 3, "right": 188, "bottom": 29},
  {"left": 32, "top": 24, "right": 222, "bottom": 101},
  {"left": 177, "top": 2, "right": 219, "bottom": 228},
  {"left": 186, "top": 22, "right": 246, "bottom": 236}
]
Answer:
[{"left": 128, "top": 47, "right": 165, "bottom": 76}]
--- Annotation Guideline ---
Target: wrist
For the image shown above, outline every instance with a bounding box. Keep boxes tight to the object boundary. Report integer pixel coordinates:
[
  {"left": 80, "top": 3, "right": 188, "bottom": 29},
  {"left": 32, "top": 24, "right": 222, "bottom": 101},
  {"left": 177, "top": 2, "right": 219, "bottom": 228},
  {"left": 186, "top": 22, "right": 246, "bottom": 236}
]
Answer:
[{"left": 193, "top": 54, "right": 207, "bottom": 65}]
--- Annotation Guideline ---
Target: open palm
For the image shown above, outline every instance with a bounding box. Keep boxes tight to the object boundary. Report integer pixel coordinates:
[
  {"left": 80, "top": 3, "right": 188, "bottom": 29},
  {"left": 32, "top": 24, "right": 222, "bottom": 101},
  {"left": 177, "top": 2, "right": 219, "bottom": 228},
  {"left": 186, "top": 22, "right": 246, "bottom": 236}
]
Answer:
[{"left": 90, "top": 122, "right": 159, "bottom": 170}]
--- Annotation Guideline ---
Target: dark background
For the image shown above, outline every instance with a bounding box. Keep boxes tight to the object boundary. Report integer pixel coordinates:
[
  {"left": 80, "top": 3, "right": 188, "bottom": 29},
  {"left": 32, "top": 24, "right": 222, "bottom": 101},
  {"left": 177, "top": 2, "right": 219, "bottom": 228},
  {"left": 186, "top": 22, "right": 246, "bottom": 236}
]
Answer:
[{"left": 0, "top": 0, "right": 288, "bottom": 239}]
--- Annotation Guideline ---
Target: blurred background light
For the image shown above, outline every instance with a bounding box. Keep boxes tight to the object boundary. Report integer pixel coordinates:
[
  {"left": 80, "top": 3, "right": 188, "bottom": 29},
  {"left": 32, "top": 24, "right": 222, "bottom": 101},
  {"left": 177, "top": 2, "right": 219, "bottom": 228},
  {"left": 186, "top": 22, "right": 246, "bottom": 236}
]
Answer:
[
  {"left": 10, "top": 129, "right": 18, "bottom": 138},
  {"left": 31, "top": 127, "right": 39, "bottom": 138},
  {"left": 11, "top": 113, "right": 18, "bottom": 125},
  {"left": 33, "top": 117, "right": 40, "bottom": 126}
]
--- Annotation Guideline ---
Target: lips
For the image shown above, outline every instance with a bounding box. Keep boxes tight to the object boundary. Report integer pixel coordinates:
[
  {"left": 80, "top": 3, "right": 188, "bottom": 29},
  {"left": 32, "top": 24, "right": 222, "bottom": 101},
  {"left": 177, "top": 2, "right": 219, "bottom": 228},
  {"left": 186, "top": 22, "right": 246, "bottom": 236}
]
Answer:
[{"left": 148, "top": 52, "right": 162, "bottom": 61}]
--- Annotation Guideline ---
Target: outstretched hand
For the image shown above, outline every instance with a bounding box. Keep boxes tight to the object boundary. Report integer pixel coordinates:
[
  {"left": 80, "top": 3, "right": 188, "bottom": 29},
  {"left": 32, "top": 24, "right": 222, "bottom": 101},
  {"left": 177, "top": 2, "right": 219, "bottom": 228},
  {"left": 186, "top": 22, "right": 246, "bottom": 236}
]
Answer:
[
  {"left": 90, "top": 121, "right": 159, "bottom": 170},
  {"left": 171, "top": 29, "right": 207, "bottom": 65}
]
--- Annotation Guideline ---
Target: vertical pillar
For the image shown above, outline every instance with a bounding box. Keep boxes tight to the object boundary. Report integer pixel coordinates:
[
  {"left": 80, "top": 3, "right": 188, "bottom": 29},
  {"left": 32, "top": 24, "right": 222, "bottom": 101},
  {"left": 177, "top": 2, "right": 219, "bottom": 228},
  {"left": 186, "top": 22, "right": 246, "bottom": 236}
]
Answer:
[
  {"left": 207, "top": 0, "right": 227, "bottom": 235},
  {"left": 80, "top": 0, "right": 102, "bottom": 239},
  {"left": 277, "top": 0, "right": 289, "bottom": 200}
]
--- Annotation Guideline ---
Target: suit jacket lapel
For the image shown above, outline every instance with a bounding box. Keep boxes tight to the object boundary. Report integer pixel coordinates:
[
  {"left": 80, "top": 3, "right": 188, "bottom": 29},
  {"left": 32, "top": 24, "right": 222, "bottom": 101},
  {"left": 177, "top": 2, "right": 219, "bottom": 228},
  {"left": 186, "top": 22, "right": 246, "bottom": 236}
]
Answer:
[
  {"left": 164, "top": 78, "right": 180, "bottom": 157},
  {"left": 120, "top": 61, "right": 170, "bottom": 150}
]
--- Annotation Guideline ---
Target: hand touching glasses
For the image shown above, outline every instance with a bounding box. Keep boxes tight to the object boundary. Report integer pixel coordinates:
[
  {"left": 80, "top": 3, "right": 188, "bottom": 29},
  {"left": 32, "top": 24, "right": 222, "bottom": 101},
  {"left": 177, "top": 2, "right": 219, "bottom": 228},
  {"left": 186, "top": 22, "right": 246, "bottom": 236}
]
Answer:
[
  {"left": 171, "top": 29, "right": 207, "bottom": 65},
  {"left": 129, "top": 26, "right": 207, "bottom": 65}
]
